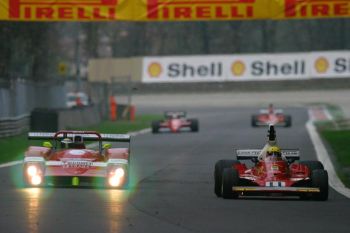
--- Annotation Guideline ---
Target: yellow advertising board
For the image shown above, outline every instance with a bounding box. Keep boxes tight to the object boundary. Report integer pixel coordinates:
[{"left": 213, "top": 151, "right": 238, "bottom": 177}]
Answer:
[
  {"left": 273, "top": 0, "right": 350, "bottom": 19},
  {"left": 0, "top": 0, "right": 133, "bottom": 21},
  {"left": 0, "top": 0, "right": 349, "bottom": 21},
  {"left": 136, "top": 0, "right": 276, "bottom": 21}
]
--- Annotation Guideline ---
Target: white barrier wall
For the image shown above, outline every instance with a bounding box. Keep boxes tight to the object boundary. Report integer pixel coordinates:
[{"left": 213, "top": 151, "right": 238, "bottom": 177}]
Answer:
[{"left": 142, "top": 51, "right": 350, "bottom": 83}]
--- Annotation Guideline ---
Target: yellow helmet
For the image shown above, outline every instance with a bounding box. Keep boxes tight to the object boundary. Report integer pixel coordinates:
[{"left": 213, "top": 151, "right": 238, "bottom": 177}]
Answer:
[{"left": 267, "top": 146, "right": 281, "bottom": 157}]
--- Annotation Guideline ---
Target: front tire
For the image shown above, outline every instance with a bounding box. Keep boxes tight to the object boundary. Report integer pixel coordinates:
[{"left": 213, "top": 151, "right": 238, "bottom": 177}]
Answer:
[
  {"left": 222, "top": 168, "right": 239, "bottom": 199},
  {"left": 152, "top": 121, "right": 160, "bottom": 134},
  {"left": 214, "top": 160, "right": 240, "bottom": 197},
  {"left": 311, "top": 169, "right": 328, "bottom": 201},
  {"left": 285, "top": 115, "right": 292, "bottom": 127},
  {"left": 251, "top": 115, "right": 258, "bottom": 127},
  {"left": 189, "top": 119, "right": 199, "bottom": 132}
]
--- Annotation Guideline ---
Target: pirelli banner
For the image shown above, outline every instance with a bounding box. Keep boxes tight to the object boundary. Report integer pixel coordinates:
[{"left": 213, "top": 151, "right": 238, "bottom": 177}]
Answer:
[
  {"left": 0, "top": 0, "right": 349, "bottom": 21},
  {"left": 142, "top": 51, "right": 350, "bottom": 83}
]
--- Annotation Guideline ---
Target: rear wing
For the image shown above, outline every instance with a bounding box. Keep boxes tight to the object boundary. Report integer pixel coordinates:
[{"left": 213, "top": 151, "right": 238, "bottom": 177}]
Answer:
[
  {"left": 28, "top": 132, "right": 131, "bottom": 142},
  {"left": 164, "top": 111, "right": 186, "bottom": 118},
  {"left": 236, "top": 149, "right": 300, "bottom": 160},
  {"left": 259, "top": 109, "right": 283, "bottom": 114}
]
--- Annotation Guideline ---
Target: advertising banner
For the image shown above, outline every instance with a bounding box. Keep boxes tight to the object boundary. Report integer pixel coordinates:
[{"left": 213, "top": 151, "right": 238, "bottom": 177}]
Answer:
[
  {"left": 1, "top": 0, "right": 349, "bottom": 21},
  {"left": 274, "top": 0, "right": 350, "bottom": 19},
  {"left": 0, "top": 0, "right": 133, "bottom": 21},
  {"left": 143, "top": 0, "right": 273, "bottom": 21},
  {"left": 310, "top": 51, "right": 350, "bottom": 78},
  {"left": 142, "top": 55, "right": 227, "bottom": 83},
  {"left": 142, "top": 51, "right": 350, "bottom": 83}
]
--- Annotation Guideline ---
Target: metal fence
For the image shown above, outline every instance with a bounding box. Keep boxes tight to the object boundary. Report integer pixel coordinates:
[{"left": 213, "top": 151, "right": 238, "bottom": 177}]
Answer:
[
  {"left": 0, "top": 78, "right": 110, "bottom": 138},
  {"left": 0, "top": 114, "right": 30, "bottom": 138},
  {"left": 0, "top": 79, "right": 68, "bottom": 118}
]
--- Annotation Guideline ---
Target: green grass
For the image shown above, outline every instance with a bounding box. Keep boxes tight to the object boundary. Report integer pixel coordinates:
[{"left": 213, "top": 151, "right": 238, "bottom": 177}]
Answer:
[
  {"left": 321, "top": 130, "right": 350, "bottom": 166},
  {"left": 0, "top": 114, "right": 161, "bottom": 164},
  {"left": 0, "top": 134, "right": 31, "bottom": 163},
  {"left": 321, "top": 129, "right": 350, "bottom": 187}
]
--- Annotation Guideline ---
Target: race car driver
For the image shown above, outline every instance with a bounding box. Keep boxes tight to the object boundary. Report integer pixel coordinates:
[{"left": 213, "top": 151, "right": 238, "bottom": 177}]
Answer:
[{"left": 61, "top": 138, "right": 73, "bottom": 149}]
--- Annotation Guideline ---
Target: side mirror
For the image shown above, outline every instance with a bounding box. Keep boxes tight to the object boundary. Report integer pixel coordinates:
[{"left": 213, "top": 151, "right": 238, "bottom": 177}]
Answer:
[
  {"left": 103, "top": 144, "right": 111, "bottom": 149},
  {"left": 43, "top": 141, "right": 52, "bottom": 148}
]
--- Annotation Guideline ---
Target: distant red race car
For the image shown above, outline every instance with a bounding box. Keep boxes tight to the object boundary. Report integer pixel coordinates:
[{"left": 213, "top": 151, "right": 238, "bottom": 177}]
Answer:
[
  {"left": 152, "top": 111, "right": 199, "bottom": 133},
  {"left": 214, "top": 125, "right": 328, "bottom": 200},
  {"left": 251, "top": 104, "right": 292, "bottom": 127},
  {"left": 23, "top": 131, "right": 131, "bottom": 189}
]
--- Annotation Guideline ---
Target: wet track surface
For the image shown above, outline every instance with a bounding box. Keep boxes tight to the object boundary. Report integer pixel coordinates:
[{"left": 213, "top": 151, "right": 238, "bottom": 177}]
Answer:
[{"left": 1, "top": 107, "right": 350, "bottom": 233}]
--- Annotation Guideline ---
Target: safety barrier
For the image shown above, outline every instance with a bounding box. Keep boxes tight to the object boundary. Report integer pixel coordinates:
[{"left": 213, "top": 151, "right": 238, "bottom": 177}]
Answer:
[
  {"left": 0, "top": 114, "right": 30, "bottom": 138},
  {"left": 30, "top": 105, "right": 103, "bottom": 132}
]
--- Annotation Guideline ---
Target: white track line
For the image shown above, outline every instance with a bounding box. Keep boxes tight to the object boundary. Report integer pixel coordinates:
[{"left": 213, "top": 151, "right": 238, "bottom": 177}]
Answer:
[
  {"left": 306, "top": 110, "right": 350, "bottom": 198},
  {"left": 0, "top": 161, "right": 22, "bottom": 168},
  {"left": 0, "top": 128, "right": 151, "bottom": 169}
]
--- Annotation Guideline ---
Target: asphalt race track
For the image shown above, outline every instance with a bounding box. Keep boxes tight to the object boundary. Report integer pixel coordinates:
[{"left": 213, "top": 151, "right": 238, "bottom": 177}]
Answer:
[{"left": 1, "top": 107, "right": 350, "bottom": 233}]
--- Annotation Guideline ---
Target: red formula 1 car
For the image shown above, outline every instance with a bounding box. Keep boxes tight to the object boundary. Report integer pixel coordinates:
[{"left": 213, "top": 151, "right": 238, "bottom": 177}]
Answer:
[
  {"left": 152, "top": 111, "right": 199, "bottom": 133},
  {"left": 23, "top": 131, "right": 131, "bottom": 189},
  {"left": 251, "top": 104, "right": 292, "bottom": 127},
  {"left": 214, "top": 125, "right": 328, "bottom": 200}
]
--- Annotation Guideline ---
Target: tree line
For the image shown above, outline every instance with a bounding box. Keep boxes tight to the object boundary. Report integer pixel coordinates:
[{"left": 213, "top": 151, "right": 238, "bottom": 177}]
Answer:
[{"left": 0, "top": 19, "right": 349, "bottom": 81}]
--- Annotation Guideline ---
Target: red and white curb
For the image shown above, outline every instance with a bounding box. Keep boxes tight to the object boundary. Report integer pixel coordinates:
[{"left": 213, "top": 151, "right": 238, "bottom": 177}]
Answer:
[
  {"left": 0, "top": 128, "right": 151, "bottom": 169},
  {"left": 307, "top": 107, "right": 350, "bottom": 198}
]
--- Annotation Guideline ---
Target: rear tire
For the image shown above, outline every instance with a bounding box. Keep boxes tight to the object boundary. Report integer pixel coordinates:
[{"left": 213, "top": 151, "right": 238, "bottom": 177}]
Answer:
[
  {"left": 251, "top": 115, "right": 258, "bottom": 127},
  {"left": 152, "top": 121, "right": 160, "bottom": 134},
  {"left": 189, "top": 119, "right": 199, "bottom": 132},
  {"left": 222, "top": 168, "right": 239, "bottom": 199},
  {"left": 285, "top": 115, "right": 292, "bottom": 127},
  {"left": 214, "top": 160, "right": 240, "bottom": 197},
  {"left": 311, "top": 169, "right": 328, "bottom": 201}
]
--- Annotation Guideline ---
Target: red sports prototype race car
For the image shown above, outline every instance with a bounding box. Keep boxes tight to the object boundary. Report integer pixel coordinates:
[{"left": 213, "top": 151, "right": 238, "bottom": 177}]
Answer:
[
  {"left": 152, "top": 111, "right": 199, "bottom": 133},
  {"left": 23, "top": 131, "right": 131, "bottom": 189},
  {"left": 251, "top": 104, "right": 292, "bottom": 127},
  {"left": 214, "top": 125, "right": 328, "bottom": 200}
]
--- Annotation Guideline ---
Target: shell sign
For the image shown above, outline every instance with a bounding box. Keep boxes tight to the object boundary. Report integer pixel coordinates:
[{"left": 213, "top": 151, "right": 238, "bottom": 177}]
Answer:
[
  {"left": 310, "top": 52, "right": 350, "bottom": 78},
  {"left": 142, "top": 51, "right": 350, "bottom": 83},
  {"left": 0, "top": 0, "right": 349, "bottom": 21}
]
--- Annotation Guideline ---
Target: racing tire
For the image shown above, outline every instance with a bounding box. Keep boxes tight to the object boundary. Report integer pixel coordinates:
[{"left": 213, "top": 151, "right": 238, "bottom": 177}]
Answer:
[
  {"left": 311, "top": 169, "right": 329, "bottom": 201},
  {"left": 189, "top": 119, "right": 199, "bottom": 132},
  {"left": 152, "top": 121, "right": 160, "bottom": 134},
  {"left": 214, "top": 160, "right": 240, "bottom": 197},
  {"left": 285, "top": 115, "right": 292, "bottom": 127},
  {"left": 222, "top": 168, "right": 239, "bottom": 199},
  {"left": 251, "top": 115, "right": 258, "bottom": 127},
  {"left": 299, "top": 161, "right": 324, "bottom": 172}
]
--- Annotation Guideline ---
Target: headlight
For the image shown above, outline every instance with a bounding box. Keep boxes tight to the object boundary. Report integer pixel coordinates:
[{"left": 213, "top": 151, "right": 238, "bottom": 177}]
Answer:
[
  {"left": 31, "top": 175, "right": 42, "bottom": 186},
  {"left": 108, "top": 167, "right": 126, "bottom": 187},
  {"left": 115, "top": 168, "right": 125, "bottom": 177},
  {"left": 27, "top": 165, "right": 38, "bottom": 176},
  {"left": 25, "top": 164, "right": 43, "bottom": 186}
]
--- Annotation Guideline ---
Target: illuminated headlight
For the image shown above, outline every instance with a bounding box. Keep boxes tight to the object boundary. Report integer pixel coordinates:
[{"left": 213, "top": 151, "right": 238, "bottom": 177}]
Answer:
[
  {"left": 31, "top": 175, "right": 42, "bottom": 186},
  {"left": 27, "top": 165, "right": 38, "bottom": 176},
  {"left": 108, "top": 167, "right": 126, "bottom": 187},
  {"left": 115, "top": 168, "right": 125, "bottom": 177},
  {"left": 26, "top": 164, "right": 43, "bottom": 186}
]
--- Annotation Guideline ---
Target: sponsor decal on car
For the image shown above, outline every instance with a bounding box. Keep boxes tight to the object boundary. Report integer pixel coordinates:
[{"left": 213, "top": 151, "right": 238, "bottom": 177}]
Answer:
[{"left": 63, "top": 160, "right": 93, "bottom": 169}]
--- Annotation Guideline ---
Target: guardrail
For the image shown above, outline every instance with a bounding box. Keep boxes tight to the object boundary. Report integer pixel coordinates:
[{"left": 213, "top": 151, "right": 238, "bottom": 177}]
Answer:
[
  {"left": 0, "top": 114, "right": 30, "bottom": 138},
  {"left": 332, "top": 119, "right": 350, "bottom": 130}
]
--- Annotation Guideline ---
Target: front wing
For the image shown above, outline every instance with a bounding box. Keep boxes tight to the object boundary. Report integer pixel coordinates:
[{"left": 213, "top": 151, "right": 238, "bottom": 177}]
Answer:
[
  {"left": 254, "top": 120, "right": 287, "bottom": 127},
  {"left": 232, "top": 186, "right": 319, "bottom": 195}
]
